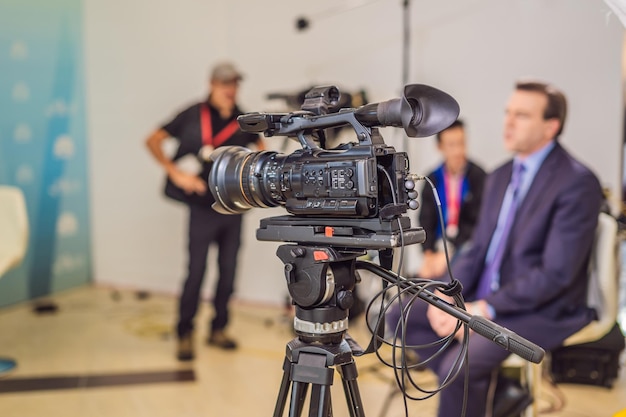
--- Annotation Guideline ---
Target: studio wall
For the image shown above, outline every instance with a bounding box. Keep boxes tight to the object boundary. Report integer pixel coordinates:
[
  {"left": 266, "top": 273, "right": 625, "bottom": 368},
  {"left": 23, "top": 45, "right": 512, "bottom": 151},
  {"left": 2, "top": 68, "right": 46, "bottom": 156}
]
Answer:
[{"left": 84, "top": 0, "right": 623, "bottom": 305}]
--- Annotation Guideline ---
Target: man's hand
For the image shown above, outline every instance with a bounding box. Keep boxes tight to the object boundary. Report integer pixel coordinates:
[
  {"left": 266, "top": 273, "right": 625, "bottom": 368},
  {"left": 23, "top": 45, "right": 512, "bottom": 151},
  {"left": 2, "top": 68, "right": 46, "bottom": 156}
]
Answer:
[
  {"left": 169, "top": 169, "right": 207, "bottom": 195},
  {"left": 465, "top": 300, "right": 494, "bottom": 320},
  {"left": 426, "top": 290, "right": 495, "bottom": 340},
  {"left": 427, "top": 290, "right": 461, "bottom": 338},
  {"left": 419, "top": 250, "right": 449, "bottom": 278},
  {"left": 427, "top": 298, "right": 494, "bottom": 341},
  {"left": 145, "top": 128, "right": 207, "bottom": 195},
  {"left": 427, "top": 303, "right": 462, "bottom": 338}
]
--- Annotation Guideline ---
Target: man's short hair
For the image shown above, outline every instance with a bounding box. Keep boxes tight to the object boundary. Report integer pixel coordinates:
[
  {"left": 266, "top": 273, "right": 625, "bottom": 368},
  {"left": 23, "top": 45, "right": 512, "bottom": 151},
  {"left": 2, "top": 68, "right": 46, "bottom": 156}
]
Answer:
[
  {"left": 515, "top": 80, "right": 567, "bottom": 138},
  {"left": 436, "top": 119, "right": 464, "bottom": 144}
]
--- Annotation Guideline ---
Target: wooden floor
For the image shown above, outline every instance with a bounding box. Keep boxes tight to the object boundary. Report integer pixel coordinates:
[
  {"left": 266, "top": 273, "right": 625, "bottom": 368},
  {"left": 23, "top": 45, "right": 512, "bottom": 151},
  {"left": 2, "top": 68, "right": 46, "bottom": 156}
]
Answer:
[{"left": 0, "top": 285, "right": 624, "bottom": 417}]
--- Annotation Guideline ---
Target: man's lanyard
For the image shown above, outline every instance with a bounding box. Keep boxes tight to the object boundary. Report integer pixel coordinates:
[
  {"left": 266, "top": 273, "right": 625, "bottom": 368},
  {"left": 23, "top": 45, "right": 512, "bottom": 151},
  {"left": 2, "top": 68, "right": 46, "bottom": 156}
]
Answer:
[
  {"left": 200, "top": 104, "right": 240, "bottom": 148},
  {"left": 443, "top": 170, "right": 462, "bottom": 227}
]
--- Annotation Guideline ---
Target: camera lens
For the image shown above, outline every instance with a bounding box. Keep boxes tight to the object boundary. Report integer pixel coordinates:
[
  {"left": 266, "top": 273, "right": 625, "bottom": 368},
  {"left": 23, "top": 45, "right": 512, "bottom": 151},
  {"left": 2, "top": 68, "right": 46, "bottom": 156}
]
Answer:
[{"left": 209, "top": 146, "right": 281, "bottom": 214}]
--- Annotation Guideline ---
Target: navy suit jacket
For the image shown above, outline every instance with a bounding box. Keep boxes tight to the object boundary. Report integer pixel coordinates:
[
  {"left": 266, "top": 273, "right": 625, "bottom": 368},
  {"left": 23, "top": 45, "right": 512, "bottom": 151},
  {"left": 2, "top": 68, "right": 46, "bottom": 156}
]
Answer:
[{"left": 450, "top": 142, "right": 602, "bottom": 348}]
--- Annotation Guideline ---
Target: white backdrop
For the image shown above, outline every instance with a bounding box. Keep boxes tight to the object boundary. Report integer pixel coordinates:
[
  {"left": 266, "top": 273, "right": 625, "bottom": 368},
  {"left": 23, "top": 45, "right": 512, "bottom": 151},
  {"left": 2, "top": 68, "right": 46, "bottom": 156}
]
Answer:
[{"left": 84, "top": 0, "right": 624, "bottom": 305}]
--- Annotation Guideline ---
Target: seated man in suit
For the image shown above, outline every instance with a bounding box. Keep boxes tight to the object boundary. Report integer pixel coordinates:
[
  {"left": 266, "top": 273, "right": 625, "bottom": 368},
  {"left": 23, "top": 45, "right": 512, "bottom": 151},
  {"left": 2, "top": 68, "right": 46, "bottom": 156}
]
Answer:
[
  {"left": 397, "top": 80, "right": 603, "bottom": 417},
  {"left": 418, "top": 119, "right": 487, "bottom": 278}
]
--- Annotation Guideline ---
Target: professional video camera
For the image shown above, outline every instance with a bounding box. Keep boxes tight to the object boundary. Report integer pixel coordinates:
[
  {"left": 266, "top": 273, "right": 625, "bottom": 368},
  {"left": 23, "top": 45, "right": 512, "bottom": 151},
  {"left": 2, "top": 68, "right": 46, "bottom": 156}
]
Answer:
[
  {"left": 209, "top": 84, "right": 458, "bottom": 249},
  {"left": 207, "top": 84, "right": 544, "bottom": 417},
  {"left": 210, "top": 84, "right": 456, "bottom": 218}
]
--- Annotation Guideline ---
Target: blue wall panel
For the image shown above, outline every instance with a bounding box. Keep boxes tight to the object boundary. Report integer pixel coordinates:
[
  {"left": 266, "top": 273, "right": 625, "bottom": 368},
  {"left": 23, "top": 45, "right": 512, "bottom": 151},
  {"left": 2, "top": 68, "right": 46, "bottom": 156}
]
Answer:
[{"left": 0, "top": 0, "right": 92, "bottom": 307}]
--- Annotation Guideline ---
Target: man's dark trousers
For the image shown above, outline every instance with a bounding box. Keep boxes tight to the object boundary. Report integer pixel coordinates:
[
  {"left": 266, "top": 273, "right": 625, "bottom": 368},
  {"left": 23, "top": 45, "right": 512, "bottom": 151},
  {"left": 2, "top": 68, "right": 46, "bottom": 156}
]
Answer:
[{"left": 177, "top": 204, "right": 242, "bottom": 337}]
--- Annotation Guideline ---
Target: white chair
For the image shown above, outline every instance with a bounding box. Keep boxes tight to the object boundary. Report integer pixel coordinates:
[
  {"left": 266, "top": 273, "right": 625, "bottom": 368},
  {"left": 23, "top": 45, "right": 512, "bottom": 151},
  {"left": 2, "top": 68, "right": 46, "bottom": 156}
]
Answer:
[
  {"left": 563, "top": 212, "right": 620, "bottom": 346},
  {"left": 0, "top": 185, "right": 29, "bottom": 375},
  {"left": 0, "top": 185, "right": 29, "bottom": 277},
  {"left": 502, "top": 212, "right": 620, "bottom": 417}
]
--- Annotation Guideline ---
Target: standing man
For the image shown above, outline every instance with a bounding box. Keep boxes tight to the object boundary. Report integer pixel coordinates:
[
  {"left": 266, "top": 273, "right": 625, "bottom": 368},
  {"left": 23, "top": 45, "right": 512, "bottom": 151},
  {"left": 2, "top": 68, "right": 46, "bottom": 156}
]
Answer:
[
  {"left": 400, "top": 80, "right": 602, "bottom": 417},
  {"left": 146, "top": 62, "right": 265, "bottom": 361},
  {"left": 418, "top": 119, "right": 486, "bottom": 278}
]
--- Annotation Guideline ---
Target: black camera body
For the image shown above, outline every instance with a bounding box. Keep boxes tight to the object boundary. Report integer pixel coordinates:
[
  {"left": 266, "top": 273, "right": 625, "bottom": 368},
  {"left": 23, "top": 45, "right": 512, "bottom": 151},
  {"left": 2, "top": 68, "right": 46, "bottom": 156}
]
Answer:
[
  {"left": 280, "top": 143, "right": 408, "bottom": 218},
  {"left": 216, "top": 138, "right": 409, "bottom": 219}
]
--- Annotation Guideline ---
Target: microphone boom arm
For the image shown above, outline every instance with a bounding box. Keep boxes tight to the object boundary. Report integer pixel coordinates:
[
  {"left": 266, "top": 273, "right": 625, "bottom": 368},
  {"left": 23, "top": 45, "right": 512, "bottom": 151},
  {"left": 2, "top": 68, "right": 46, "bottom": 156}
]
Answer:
[{"left": 355, "top": 260, "right": 546, "bottom": 364}]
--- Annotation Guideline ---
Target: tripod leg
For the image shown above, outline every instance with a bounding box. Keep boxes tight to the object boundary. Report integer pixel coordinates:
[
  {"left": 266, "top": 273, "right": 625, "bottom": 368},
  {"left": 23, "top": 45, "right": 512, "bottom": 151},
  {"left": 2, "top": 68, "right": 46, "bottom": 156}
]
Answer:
[
  {"left": 309, "top": 383, "right": 332, "bottom": 417},
  {"left": 275, "top": 357, "right": 311, "bottom": 417},
  {"left": 289, "top": 381, "right": 309, "bottom": 417},
  {"left": 274, "top": 357, "right": 292, "bottom": 417},
  {"left": 290, "top": 352, "right": 334, "bottom": 417},
  {"left": 338, "top": 361, "right": 366, "bottom": 417}
]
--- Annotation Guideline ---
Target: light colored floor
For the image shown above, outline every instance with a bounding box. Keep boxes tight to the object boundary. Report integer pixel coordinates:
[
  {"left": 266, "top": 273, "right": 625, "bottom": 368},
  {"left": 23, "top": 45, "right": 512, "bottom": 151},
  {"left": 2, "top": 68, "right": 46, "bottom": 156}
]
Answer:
[{"left": 0, "top": 285, "right": 624, "bottom": 417}]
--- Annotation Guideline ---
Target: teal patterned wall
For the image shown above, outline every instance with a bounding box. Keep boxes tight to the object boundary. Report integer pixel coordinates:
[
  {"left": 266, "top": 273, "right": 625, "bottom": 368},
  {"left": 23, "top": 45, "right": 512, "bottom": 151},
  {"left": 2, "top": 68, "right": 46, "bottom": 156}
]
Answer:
[{"left": 0, "top": 0, "right": 92, "bottom": 307}]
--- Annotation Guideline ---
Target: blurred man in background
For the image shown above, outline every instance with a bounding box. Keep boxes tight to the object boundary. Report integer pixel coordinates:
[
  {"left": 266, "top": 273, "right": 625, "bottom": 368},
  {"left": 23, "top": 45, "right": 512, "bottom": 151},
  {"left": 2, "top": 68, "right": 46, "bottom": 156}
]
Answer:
[
  {"left": 146, "top": 62, "right": 264, "bottom": 361},
  {"left": 418, "top": 119, "right": 486, "bottom": 278}
]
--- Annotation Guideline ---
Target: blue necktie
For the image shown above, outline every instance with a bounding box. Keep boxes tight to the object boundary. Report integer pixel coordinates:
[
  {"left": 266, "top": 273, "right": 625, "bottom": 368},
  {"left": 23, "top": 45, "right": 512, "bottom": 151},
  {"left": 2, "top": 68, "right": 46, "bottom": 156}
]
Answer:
[{"left": 476, "top": 162, "right": 525, "bottom": 298}]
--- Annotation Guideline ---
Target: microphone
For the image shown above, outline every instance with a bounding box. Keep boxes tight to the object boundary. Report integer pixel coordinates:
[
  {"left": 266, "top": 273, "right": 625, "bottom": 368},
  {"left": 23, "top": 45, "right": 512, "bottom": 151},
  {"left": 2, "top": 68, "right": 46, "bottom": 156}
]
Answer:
[{"left": 469, "top": 316, "right": 545, "bottom": 363}]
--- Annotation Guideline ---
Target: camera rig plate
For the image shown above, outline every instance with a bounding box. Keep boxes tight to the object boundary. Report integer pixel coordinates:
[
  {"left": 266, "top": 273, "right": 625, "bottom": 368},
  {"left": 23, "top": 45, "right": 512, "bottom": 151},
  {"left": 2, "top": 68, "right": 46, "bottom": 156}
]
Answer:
[{"left": 257, "top": 215, "right": 425, "bottom": 249}]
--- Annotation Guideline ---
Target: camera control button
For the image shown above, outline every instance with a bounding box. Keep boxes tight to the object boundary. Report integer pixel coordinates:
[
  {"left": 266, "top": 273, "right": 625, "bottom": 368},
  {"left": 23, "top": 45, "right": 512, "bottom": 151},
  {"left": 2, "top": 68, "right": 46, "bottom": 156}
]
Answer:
[{"left": 314, "top": 250, "right": 330, "bottom": 260}]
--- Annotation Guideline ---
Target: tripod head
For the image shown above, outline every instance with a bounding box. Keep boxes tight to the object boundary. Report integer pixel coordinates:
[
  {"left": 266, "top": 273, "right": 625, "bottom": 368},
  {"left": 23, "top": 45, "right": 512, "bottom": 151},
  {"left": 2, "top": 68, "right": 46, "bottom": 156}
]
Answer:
[
  {"left": 264, "top": 214, "right": 423, "bottom": 344},
  {"left": 277, "top": 244, "right": 362, "bottom": 344}
]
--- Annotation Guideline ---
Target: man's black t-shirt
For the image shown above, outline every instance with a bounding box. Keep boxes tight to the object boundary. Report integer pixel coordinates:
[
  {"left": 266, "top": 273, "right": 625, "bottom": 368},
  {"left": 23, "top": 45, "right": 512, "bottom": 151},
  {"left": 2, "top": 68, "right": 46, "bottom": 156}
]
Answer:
[
  {"left": 162, "top": 101, "right": 258, "bottom": 157},
  {"left": 161, "top": 101, "right": 259, "bottom": 207}
]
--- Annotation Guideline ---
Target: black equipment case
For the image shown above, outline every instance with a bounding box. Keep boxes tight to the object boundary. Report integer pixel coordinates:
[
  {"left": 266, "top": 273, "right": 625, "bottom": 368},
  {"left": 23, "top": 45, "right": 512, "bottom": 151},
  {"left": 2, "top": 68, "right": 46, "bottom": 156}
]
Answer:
[{"left": 551, "top": 322, "right": 625, "bottom": 388}]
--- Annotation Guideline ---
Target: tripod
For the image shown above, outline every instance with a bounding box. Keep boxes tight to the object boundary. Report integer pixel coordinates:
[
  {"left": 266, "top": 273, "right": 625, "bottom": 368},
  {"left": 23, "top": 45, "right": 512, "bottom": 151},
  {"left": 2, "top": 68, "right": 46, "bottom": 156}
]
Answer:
[
  {"left": 271, "top": 243, "right": 373, "bottom": 417},
  {"left": 265, "top": 223, "right": 544, "bottom": 417}
]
